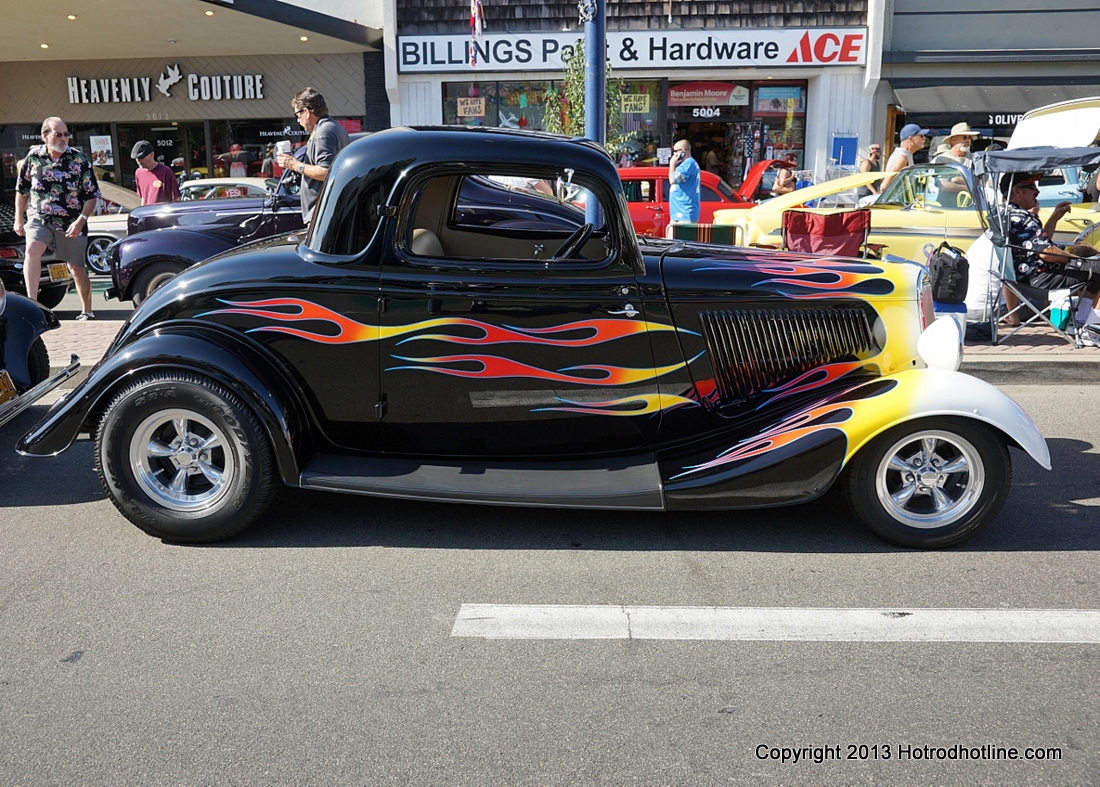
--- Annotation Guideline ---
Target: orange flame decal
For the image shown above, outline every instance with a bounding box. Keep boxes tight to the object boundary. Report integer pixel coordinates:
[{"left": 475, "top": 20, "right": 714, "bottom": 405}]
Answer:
[
  {"left": 201, "top": 298, "right": 695, "bottom": 346},
  {"left": 536, "top": 393, "right": 699, "bottom": 416},
  {"left": 673, "top": 400, "right": 854, "bottom": 479},
  {"left": 388, "top": 354, "right": 692, "bottom": 385}
]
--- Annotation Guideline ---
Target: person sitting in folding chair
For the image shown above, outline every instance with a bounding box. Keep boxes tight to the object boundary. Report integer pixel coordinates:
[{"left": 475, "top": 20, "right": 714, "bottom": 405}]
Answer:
[{"left": 1001, "top": 172, "right": 1100, "bottom": 327}]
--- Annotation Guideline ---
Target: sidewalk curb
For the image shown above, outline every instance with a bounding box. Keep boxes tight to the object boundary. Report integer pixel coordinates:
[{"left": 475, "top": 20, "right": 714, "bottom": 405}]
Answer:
[{"left": 962, "top": 355, "right": 1100, "bottom": 385}]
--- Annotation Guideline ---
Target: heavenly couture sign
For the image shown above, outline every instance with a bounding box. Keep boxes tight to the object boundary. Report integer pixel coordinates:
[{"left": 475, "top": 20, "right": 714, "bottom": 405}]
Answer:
[
  {"left": 67, "top": 64, "right": 265, "bottom": 104},
  {"left": 398, "top": 28, "right": 867, "bottom": 73}
]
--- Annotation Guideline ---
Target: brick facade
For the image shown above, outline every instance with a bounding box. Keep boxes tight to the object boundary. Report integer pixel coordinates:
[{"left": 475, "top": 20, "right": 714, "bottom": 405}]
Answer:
[{"left": 398, "top": 1, "right": 868, "bottom": 35}]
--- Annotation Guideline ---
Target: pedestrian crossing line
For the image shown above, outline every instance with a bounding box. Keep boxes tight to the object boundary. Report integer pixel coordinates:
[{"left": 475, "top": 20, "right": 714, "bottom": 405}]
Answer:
[{"left": 451, "top": 604, "right": 1100, "bottom": 643}]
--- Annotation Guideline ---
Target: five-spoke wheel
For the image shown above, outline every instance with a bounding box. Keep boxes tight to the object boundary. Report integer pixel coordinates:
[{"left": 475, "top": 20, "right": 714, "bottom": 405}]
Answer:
[
  {"left": 844, "top": 418, "right": 1010, "bottom": 548},
  {"left": 96, "top": 371, "right": 276, "bottom": 542}
]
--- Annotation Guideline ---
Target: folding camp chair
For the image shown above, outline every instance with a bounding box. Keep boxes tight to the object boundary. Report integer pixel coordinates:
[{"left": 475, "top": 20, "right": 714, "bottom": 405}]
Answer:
[
  {"left": 973, "top": 234, "right": 1086, "bottom": 346},
  {"left": 781, "top": 208, "right": 872, "bottom": 257}
]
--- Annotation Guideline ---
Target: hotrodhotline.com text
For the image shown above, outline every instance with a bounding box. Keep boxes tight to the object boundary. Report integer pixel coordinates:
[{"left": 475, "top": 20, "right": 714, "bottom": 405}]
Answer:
[{"left": 755, "top": 743, "right": 1062, "bottom": 764}]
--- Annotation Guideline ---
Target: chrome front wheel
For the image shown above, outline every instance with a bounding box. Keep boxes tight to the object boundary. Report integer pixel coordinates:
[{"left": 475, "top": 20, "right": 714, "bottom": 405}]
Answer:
[
  {"left": 874, "top": 430, "right": 985, "bottom": 529},
  {"left": 844, "top": 418, "right": 1010, "bottom": 548}
]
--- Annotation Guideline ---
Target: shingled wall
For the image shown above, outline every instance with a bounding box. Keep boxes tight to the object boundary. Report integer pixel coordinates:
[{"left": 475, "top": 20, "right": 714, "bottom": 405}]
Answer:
[{"left": 398, "top": 1, "right": 868, "bottom": 35}]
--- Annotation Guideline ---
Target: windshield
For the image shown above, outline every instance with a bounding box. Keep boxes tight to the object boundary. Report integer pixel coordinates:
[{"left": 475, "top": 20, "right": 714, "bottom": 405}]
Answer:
[{"left": 876, "top": 165, "right": 974, "bottom": 210}]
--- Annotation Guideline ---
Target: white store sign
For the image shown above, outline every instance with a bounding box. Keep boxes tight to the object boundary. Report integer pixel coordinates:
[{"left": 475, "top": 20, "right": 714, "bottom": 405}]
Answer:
[{"left": 398, "top": 28, "right": 866, "bottom": 73}]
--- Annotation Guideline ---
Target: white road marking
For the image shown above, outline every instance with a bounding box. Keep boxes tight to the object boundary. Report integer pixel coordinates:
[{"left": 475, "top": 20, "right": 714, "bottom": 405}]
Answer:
[
  {"left": 451, "top": 604, "right": 1100, "bottom": 643},
  {"left": 1070, "top": 497, "right": 1100, "bottom": 507}
]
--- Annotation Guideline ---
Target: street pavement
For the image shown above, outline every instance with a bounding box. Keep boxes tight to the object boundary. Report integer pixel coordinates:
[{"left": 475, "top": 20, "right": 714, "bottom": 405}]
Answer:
[{"left": 0, "top": 384, "right": 1097, "bottom": 784}]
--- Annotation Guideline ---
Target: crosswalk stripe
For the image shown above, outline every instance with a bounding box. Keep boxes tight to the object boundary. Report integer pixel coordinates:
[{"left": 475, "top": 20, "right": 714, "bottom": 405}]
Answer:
[{"left": 451, "top": 604, "right": 1100, "bottom": 643}]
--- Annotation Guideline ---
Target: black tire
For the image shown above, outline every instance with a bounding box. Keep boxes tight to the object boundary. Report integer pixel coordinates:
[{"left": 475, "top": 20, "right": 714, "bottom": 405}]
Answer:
[
  {"left": 131, "top": 261, "right": 184, "bottom": 306},
  {"left": 26, "top": 337, "right": 50, "bottom": 388},
  {"left": 37, "top": 287, "right": 66, "bottom": 310},
  {"left": 843, "top": 417, "right": 1011, "bottom": 549},
  {"left": 94, "top": 371, "right": 277, "bottom": 543},
  {"left": 85, "top": 236, "right": 114, "bottom": 275}
]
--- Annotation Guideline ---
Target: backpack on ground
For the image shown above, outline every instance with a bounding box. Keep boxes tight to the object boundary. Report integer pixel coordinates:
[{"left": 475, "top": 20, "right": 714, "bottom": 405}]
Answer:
[{"left": 927, "top": 242, "right": 969, "bottom": 303}]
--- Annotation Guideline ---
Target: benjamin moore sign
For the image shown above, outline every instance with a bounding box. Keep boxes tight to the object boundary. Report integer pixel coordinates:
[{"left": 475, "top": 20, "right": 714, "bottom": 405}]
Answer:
[
  {"left": 67, "top": 64, "right": 266, "bottom": 105},
  {"left": 398, "top": 28, "right": 866, "bottom": 73}
]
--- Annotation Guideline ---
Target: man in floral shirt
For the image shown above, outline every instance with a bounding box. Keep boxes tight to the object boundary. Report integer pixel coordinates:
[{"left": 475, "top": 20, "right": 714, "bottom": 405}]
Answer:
[
  {"left": 14, "top": 117, "right": 101, "bottom": 319},
  {"left": 1001, "top": 171, "right": 1100, "bottom": 325}
]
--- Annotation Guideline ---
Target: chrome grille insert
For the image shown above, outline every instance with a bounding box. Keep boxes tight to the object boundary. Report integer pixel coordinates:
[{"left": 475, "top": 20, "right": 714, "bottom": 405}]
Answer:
[{"left": 699, "top": 306, "right": 875, "bottom": 403}]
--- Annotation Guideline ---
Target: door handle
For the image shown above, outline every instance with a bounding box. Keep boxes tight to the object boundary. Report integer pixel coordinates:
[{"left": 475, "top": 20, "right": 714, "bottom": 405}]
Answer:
[
  {"left": 645, "top": 205, "right": 664, "bottom": 212},
  {"left": 609, "top": 303, "right": 640, "bottom": 317}
]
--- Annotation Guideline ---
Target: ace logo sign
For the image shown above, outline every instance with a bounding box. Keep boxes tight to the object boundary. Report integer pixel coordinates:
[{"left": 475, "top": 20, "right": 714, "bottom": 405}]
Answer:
[{"left": 785, "top": 32, "right": 865, "bottom": 64}]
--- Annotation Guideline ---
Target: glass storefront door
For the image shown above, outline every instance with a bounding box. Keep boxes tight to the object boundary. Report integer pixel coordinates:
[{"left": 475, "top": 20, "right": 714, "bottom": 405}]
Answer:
[{"left": 117, "top": 122, "right": 207, "bottom": 189}]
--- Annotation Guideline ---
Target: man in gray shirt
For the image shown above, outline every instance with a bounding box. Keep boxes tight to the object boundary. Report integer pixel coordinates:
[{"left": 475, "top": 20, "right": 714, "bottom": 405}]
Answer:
[{"left": 275, "top": 87, "right": 351, "bottom": 223}]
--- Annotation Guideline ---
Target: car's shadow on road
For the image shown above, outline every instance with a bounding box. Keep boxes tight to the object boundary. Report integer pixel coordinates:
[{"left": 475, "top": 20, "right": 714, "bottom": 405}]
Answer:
[{"left": 2, "top": 422, "right": 1098, "bottom": 552}]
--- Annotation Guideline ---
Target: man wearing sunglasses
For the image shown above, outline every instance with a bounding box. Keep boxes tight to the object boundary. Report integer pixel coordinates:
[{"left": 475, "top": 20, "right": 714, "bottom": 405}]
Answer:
[
  {"left": 1001, "top": 171, "right": 1100, "bottom": 325},
  {"left": 13, "top": 117, "right": 100, "bottom": 320},
  {"left": 274, "top": 87, "right": 350, "bottom": 224}
]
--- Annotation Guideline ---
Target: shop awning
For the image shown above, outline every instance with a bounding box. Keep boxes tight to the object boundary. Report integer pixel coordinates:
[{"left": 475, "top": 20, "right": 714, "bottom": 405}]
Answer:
[{"left": 891, "top": 82, "right": 1100, "bottom": 115}]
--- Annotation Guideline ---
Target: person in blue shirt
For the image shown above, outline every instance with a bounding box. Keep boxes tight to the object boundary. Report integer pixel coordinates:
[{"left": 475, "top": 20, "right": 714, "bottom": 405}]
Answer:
[{"left": 667, "top": 138, "right": 700, "bottom": 236}]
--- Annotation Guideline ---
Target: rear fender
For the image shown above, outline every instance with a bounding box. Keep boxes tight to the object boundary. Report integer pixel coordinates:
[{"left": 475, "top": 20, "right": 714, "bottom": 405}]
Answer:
[
  {"left": 17, "top": 327, "right": 311, "bottom": 485},
  {"left": 2, "top": 293, "right": 58, "bottom": 389}
]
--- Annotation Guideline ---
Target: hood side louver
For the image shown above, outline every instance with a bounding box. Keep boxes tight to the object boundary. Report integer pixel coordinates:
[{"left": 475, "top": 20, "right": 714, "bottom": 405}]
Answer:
[{"left": 699, "top": 306, "right": 876, "bottom": 403}]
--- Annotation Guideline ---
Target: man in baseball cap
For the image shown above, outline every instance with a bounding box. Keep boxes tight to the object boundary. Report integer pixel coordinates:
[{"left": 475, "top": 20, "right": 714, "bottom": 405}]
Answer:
[
  {"left": 132, "top": 139, "right": 180, "bottom": 206},
  {"left": 881, "top": 124, "right": 930, "bottom": 189}
]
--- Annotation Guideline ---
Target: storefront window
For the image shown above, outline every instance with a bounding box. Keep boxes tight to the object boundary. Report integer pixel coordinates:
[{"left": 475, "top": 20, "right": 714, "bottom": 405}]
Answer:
[
  {"left": 754, "top": 83, "right": 807, "bottom": 165},
  {"left": 616, "top": 80, "right": 663, "bottom": 166},
  {"left": 443, "top": 81, "right": 558, "bottom": 130}
]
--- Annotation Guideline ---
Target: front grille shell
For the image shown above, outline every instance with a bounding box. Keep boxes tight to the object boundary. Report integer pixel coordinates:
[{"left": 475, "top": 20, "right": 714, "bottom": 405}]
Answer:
[{"left": 699, "top": 306, "right": 877, "bottom": 403}]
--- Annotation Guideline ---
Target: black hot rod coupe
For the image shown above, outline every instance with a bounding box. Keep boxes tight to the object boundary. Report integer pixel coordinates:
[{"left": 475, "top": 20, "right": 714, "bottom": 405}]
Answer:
[{"left": 18, "top": 127, "right": 1049, "bottom": 547}]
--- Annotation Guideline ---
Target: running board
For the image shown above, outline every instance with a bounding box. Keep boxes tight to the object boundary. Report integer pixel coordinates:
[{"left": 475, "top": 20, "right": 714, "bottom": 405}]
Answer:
[
  {"left": 300, "top": 453, "right": 665, "bottom": 510},
  {"left": 0, "top": 354, "right": 80, "bottom": 429}
]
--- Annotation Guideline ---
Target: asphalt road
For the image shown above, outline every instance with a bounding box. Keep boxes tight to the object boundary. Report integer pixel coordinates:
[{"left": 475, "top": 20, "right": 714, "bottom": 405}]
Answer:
[{"left": 0, "top": 385, "right": 1097, "bottom": 785}]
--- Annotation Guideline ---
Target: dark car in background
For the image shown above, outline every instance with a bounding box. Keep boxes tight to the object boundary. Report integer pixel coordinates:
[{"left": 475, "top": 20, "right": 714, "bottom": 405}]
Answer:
[
  {"left": 106, "top": 135, "right": 373, "bottom": 305},
  {"left": 0, "top": 204, "right": 72, "bottom": 309},
  {"left": 105, "top": 173, "right": 304, "bottom": 304}
]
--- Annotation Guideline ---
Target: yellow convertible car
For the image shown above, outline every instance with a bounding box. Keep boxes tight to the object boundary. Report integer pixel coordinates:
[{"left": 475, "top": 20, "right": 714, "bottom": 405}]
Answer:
[{"left": 716, "top": 164, "right": 1099, "bottom": 262}]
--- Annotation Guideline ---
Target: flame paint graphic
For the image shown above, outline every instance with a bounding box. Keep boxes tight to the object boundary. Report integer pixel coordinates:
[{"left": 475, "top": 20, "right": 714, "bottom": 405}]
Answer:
[
  {"left": 535, "top": 393, "right": 700, "bottom": 416},
  {"left": 672, "top": 400, "right": 855, "bottom": 480},
  {"left": 201, "top": 297, "right": 705, "bottom": 416},
  {"left": 408, "top": 318, "right": 693, "bottom": 346},
  {"left": 758, "top": 361, "right": 870, "bottom": 408},
  {"left": 388, "top": 354, "right": 697, "bottom": 385},
  {"left": 200, "top": 298, "right": 696, "bottom": 346},
  {"left": 694, "top": 260, "right": 895, "bottom": 299}
]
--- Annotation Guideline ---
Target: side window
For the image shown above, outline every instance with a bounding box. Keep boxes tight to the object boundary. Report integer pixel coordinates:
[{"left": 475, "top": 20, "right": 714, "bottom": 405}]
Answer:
[
  {"left": 402, "top": 171, "right": 610, "bottom": 264},
  {"left": 660, "top": 179, "right": 670, "bottom": 201},
  {"left": 622, "top": 180, "right": 652, "bottom": 202},
  {"left": 452, "top": 175, "right": 588, "bottom": 233},
  {"left": 701, "top": 185, "right": 722, "bottom": 202},
  {"left": 1037, "top": 170, "right": 1065, "bottom": 188}
]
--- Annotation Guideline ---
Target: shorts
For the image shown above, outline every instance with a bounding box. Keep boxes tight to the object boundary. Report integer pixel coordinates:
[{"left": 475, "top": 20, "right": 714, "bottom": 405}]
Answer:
[{"left": 24, "top": 215, "right": 87, "bottom": 269}]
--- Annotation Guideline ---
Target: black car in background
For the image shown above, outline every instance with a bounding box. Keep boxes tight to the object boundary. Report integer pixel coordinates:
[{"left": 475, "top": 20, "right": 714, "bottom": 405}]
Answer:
[
  {"left": 0, "top": 203, "right": 72, "bottom": 310},
  {"left": 104, "top": 175, "right": 304, "bottom": 305},
  {"left": 105, "top": 134, "right": 373, "bottom": 305}
]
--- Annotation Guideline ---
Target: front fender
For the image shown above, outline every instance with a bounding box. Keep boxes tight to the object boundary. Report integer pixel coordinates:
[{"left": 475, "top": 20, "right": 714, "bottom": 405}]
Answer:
[
  {"left": 2, "top": 293, "right": 59, "bottom": 389},
  {"left": 662, "top": 368, "right": 1048, "bottom": 510},
  {"left": 17, "top": 327, "right": 312, "bottom": 485},
  {"left": 842, "top": 369, "right": 1050, "bottom": 470}
]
